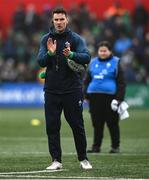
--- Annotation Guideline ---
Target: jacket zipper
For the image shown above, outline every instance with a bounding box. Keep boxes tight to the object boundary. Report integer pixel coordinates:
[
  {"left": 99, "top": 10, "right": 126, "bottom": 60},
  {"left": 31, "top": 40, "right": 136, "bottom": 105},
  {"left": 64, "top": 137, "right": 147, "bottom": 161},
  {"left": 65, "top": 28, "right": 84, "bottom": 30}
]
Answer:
[{"left": 56, "top": 55, "right": 59, "bottom": 71}]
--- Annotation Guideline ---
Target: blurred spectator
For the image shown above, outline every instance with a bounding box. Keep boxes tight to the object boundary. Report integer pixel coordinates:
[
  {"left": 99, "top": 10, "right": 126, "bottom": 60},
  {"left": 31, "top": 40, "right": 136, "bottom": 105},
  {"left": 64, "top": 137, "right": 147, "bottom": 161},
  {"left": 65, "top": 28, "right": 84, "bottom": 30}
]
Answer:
[
  {"left": 0, "top": 30, "right": 4, "bottom": 58},
  {"left": 94, "top": 27, "right": 115, "bottom": 53},
  {"left": 131, "top": 37, "right": 144, "bottom": 65},
  {"left": 104, "top": 1, "right": 126, "bottom": 19},
  {"left": 120, "top": 50, "right": 137, "bottom": 82},
  {"left": 14, "top": 32, "right": 29, "bottom": 63},
  {"left": 68, "top": 3, "right": 81, "bottom": 33},
  {"left": 12, "top": 3, "right": 26, "bottom": 33},
  {"left": 40, "top": 4, "right": 52, "bottom": 33},
  {"left": 0, "top": 56, "right": 4, "bottom": 82},
  {"left": 78, "top": 3, "right": 91, "bottom": 31},
  {"left": 132, "top": 0, "right": 148, "bottom": 40},
  {"left": 143, "top": 32, "right": 149, "bottom": 84},
  {"left": 3, "top": 29, "right": 17, "bottom": 60},
  {"left": 81, "top": 28, "right": 95, "bottom": 55},
  {"left": 114, "top": 32, "right": 132, "bottom": 56},
  {"left": 1, "top": 58, "right": 17, "bottom": 82},
  {"left": 25, "top": 4, "right": 42, "bottom": 36}
]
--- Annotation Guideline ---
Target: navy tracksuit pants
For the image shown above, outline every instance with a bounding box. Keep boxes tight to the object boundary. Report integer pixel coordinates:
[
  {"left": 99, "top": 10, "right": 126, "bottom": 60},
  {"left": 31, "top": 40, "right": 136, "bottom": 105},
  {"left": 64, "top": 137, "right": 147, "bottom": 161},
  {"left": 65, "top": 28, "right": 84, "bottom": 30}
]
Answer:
[{"left": 44, "top": 90, "right": 87, "bottom": 162}]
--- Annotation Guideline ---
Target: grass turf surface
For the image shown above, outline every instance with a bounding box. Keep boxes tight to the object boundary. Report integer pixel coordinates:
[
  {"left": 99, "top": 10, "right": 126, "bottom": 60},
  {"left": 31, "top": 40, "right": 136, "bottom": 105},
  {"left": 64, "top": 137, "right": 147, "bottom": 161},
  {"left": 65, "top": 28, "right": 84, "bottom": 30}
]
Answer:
[{"left": 0, "top": 108, "right": 149, "bottom": 179}]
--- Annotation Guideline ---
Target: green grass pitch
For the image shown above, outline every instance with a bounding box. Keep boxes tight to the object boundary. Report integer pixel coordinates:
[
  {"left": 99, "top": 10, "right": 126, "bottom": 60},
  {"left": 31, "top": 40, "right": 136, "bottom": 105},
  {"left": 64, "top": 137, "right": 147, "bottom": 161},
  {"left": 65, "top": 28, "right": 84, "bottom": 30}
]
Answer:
[{"left": 0, "top": 108, "right": 149, "bottom": 179}]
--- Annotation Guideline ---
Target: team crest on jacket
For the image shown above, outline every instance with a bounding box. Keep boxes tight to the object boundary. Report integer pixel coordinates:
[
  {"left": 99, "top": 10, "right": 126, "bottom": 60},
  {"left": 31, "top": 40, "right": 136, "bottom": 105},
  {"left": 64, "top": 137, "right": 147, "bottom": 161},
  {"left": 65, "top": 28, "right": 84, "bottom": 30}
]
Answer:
[
  {"left": 95, "top": 64, "right": 99, "bottom": 68},
  {"left": 106, "top": 62, "right": 111, "bottom": 68}
]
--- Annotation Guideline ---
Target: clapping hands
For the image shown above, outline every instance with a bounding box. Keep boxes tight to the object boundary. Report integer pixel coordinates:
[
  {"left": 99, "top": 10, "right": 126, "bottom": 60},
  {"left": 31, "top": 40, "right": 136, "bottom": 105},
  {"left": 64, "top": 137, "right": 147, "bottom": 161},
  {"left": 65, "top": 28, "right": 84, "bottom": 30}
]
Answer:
[
  {"left": 63, "top": 41, "right": 71, "bottom": 57},
  {"left": 47, "top": 38, "right": 56, "bottom": 54}
]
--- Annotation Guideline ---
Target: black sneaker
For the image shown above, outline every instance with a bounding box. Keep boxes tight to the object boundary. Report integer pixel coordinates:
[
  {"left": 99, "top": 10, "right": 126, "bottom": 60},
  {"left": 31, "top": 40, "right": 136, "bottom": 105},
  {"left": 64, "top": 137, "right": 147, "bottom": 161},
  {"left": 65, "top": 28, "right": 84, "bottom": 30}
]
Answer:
[
  {"left": 109, "top": 147, "right": 120, "bottom": 153},
  {"left": 87, "top": 148, "right": 100, "bottom": 153}
]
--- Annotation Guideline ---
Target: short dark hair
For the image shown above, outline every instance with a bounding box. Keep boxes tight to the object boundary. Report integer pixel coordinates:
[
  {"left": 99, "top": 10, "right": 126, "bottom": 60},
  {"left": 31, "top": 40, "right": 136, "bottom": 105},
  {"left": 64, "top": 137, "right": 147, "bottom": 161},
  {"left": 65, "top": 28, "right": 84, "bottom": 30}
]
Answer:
[
  {"left": 52, "top": 7, "right": 68, "bottom": 17},
  {"left": 98, "top": 41, "right": 112, "bottom": 51}
]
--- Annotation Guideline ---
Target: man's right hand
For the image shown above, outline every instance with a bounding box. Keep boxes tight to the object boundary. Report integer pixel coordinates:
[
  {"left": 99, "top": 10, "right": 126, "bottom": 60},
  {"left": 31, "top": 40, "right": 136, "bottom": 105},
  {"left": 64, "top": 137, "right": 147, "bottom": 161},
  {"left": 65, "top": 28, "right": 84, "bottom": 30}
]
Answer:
[{"left": 47, "top": 38, "right": 56, "bottom": 54}]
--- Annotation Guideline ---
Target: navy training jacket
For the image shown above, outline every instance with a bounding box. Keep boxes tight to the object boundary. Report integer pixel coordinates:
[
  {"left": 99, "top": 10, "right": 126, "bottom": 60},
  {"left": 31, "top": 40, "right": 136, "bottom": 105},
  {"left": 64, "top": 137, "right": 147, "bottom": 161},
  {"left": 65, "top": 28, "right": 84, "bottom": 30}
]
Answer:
[{"left": 37, "top": 27, "right": 91, "bottom": 94}]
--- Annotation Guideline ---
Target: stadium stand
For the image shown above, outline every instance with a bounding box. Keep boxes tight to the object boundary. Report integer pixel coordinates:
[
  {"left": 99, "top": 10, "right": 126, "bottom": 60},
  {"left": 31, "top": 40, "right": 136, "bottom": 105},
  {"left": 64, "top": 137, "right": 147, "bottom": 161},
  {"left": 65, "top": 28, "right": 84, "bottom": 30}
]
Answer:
[{"left": 0, "top": 0, "right": 148, "bottom": 84}]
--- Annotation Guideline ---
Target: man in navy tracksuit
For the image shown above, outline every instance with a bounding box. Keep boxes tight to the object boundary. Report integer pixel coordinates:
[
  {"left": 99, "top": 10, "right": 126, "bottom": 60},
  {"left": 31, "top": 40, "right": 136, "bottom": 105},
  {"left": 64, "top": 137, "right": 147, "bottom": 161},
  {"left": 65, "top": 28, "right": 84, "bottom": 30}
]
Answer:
[{"left": 37, "top": 7, "right": 92, "bottom": 170}]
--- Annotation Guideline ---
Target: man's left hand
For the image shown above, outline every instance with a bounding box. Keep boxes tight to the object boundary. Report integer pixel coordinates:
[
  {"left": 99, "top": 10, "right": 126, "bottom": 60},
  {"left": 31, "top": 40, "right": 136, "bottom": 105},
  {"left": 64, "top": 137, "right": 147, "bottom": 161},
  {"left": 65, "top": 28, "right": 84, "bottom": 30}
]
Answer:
[
  {"left": 63, "top": 42, "right": 71, "bottom": 57},
  {"left": 63, "top": 48, "right": 71, "bottom": 57}
]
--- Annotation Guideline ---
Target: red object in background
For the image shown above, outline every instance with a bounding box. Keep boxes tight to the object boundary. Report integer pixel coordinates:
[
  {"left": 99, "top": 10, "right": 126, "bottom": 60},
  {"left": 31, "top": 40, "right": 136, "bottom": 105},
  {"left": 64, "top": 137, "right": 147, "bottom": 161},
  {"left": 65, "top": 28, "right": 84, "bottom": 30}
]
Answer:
[{"left": 0, "top": 0, "right": 149, "bottom": 37}]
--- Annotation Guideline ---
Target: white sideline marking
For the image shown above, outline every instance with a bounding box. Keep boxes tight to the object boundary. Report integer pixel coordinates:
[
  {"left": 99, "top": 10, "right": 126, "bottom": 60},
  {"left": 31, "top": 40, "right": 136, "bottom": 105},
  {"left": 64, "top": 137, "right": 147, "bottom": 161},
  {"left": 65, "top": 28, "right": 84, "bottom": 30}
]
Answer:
[
  {"left": 0, "top": 171, "right": 148, "bottom": 180},
  {"left": 0, "top": 175, "right": 98, "bottom": 179},
  {"left": 1, "top": 151, "right": 149, "bottom": 156},
  {"left": 0, "top": 137, "right": 74, "bottom": 140},
  {"left": 0, "top": 175, "right": 148, "bottom": 180},
  {"left": 0, "top": 169, "right": 66, "bottom": 175},
  {"left": 0, "top": 151, "right": 77, "bottom": 155}
]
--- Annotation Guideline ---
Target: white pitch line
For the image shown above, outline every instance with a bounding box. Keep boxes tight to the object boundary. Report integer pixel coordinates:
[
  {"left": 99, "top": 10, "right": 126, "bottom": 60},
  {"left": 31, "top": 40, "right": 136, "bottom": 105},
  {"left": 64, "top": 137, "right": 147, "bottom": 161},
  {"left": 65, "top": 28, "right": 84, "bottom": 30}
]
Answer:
[
  {"left": 0, "top": 175, "right": 148, "bottom": 180},
  {"left": 0, "top": 169, "right": 67, "bottom": 175},
  {"left": 1, "top": 151, "right": 149, "bottom": 156},
  {"left": 0, "top": 175, "right": 98, "bottom": 179}
]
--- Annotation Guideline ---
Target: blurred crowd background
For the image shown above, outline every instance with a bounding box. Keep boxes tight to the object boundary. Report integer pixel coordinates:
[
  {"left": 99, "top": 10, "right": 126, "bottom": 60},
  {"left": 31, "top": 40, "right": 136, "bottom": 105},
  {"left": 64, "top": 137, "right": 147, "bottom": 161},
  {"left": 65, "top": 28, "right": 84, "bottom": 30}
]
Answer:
[{"left": 0, "top": 0, "right": 148, "bottom": 84}]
